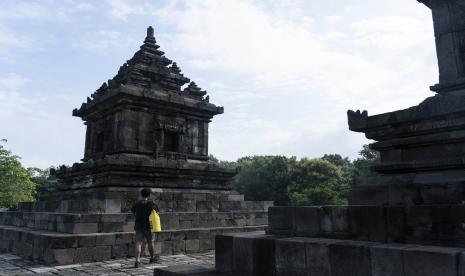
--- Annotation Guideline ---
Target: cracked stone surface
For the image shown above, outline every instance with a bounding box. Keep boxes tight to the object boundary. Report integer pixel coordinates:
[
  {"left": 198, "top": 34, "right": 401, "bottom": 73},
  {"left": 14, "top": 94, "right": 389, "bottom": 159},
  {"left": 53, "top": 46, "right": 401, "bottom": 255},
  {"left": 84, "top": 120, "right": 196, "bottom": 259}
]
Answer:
[{"left": 0, "top": 251, "right": 214, "bottom": 276}]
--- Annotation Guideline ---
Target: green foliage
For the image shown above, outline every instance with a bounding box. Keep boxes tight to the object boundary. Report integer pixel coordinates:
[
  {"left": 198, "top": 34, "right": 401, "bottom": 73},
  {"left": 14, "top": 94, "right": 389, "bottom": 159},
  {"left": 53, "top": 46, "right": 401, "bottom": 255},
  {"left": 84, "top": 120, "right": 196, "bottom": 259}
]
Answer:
[
  {"left": 0, "top": 143, "right": 36, "bottom": 209},
  {"left": 208, "top": 154, "right": 238, "bottom": 170},
  {"left": 233, "top": 156, "right": 292, "bottom": 205},
  {"left": 352, "top": 144, "right": 380, "bottom": 184},
  {"left": 210, "top": 144, "right": 378, "bottom": 207},
  {"left": 28, "top": 167, "right": 58, "bottom": 201},
  {"left": 289, "top": 185, "right": 346, "bottom": 206},
  {"left": 288, "top": 158, "right": 347, "bottom": 206},
  {"left": 289, "top": 158, "right": 340, "bottom": 191}
]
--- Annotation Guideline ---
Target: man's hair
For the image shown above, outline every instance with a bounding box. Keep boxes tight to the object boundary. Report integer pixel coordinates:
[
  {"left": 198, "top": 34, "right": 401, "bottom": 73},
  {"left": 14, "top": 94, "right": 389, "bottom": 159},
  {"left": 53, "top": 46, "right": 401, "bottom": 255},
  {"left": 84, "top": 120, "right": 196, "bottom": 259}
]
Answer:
[{"left": 140, "top": 188, "right": 151, "bottom": 198}]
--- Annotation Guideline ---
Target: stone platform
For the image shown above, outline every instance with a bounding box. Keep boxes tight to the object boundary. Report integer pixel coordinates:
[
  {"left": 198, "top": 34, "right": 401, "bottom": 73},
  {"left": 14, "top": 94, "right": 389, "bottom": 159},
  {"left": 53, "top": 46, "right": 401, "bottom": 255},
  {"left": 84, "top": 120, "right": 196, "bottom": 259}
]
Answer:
[
  {"left": 0, "top": 189, "right": 270, "bottom": 264},
  {"left": 210, "top": 231, "right": 465, "bottom": 276},
  {"left": 266, "top": 205, "right": 465, "bottom": 247}
]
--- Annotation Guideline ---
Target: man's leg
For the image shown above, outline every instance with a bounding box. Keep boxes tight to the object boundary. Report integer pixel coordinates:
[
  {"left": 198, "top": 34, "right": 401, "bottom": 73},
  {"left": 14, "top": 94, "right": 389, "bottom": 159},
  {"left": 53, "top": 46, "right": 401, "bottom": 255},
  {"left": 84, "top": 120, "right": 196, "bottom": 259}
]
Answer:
[
  {"left": 148, "top": 241, "right": 154, "bottom": 258},
  {"left": 146, "top": 231, "right": 156, "bottom": 263},
  {"left": 134, "top": 231, "right": 143, "bottom": 267},
  {"left": 135, "top": 241, "right": 142, "bottom": 262}
]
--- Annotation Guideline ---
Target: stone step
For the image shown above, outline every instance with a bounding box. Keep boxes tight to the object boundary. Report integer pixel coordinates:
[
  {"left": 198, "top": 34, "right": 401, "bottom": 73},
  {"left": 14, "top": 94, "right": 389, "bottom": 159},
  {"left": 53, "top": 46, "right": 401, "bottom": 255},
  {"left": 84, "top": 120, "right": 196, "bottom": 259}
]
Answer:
[
  {"left": 17, "top": 198, "right": 273, "bottom": 214},
  {"left": 215, "top": 232, "right": 465, "bottom": 276},
  {"left": 267, "top": 205, "right": 465, "bottom": 247},
  {"left": 0, "top": 211, "right": 268, "bottom": 234},
  {"left": 0, "top": 223, "right": 266, "bottom": 265},
  {"left": 153, "top": 264, "right": 221, "bottom": 276}
]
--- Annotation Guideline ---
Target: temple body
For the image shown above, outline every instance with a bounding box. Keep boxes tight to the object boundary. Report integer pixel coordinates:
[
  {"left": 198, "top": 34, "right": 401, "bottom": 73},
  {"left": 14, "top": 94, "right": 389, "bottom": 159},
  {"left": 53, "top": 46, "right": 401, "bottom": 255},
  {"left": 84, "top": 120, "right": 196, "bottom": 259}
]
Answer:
[
  {"left": 53, "top": 26, "right": 234, "bottom": 197},
  {"left": 347, "top": 1, "right": 465, "bottom": 205}
]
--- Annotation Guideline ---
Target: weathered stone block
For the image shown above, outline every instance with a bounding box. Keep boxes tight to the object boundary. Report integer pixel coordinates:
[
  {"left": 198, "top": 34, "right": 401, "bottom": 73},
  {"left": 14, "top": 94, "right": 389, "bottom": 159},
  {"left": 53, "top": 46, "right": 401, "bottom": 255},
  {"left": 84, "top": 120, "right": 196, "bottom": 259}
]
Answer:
[
  {"left": 268, "top": 207, "right": 295, "bottom": 234},
  {"left": 94, "top": 246, "right": 112, "bottom": 262},
  {"left": 115, "top": 233, "right": 133, "bottom": 244},
  {"left": 348, "top": 206, "right": 386, "bottom": 241},
  {"left": 294, "top": 207, "right": 320, "bottom": 236},
  {"left": 96, "top": 234, "right": 115, "bottom": 246},
  {"left": 329, "top": 240, "right": 379, "bottom": 276},
  {"left": 405, "top": 206, "right": 434, "bottom": 242},
  {"left": 49, "top": 236, "right": 78, "bottom": 249},
  {"left": 111, "top": 244, "right": 129, "bottom": 258},
  {"left": 185, "top": 239, "right": 200, "bottom": 253},
  {"left": 403, "top": 245, "right": 462, "bottom": 276},
  {"left": 319, "top": 206, "right": 333, "bottom": 234},
  {"left": 57, "top": 223, "right": 98, "bottom": 234},
  {"left": 252, "top": 235, "right": 277, "bottom": 276},
  {"left": 171, "top": 240, "right": 186, "bottom": 254},
  {"left": 306, "top": 238, "right": 341, "bottom": 276},
  {"left": 79, "top": 235, "right": 97, "bottom": 247},
  {"left": 370, "top": 243, "right": 414, "bottom": 276},
  {"left": 44, "top": 248, "right": 76, "bottom": 265},
  {"left": 199, "top": 238, "right": 212, "bottom": 251},
  {"left": 105, "top": 199, "right": 121, "bottom": 213},
  {"left": 276, "top": 237, "right": 306, "bottom": 276},
  {"left": 386, "top": 206, "right": 406, "bottom": 243},
  {"left": 232, "top": 235, "right": 255, "bottom": 273},
  {"left": 75, "top": 247, "right": 95, "bottom": 263}
]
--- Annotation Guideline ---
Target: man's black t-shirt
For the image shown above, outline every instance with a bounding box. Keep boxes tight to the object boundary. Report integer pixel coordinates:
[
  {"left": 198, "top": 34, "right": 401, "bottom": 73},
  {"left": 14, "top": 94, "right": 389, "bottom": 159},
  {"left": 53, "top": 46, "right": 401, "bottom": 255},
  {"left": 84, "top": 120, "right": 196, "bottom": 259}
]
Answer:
[{"left": 131, "top": 200, "right": 159, "bottom": 231}]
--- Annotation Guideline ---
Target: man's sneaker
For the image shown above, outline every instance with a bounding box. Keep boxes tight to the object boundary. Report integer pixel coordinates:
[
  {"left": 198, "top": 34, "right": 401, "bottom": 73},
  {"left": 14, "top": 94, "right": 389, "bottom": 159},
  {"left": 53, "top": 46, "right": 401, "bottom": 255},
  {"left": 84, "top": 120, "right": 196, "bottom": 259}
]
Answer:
[
  {"left": 134, "top": 261, "right": 140, "bottom": 268},
  {"left": 150, "top": 256, "right": 160, "bottom": 263}
]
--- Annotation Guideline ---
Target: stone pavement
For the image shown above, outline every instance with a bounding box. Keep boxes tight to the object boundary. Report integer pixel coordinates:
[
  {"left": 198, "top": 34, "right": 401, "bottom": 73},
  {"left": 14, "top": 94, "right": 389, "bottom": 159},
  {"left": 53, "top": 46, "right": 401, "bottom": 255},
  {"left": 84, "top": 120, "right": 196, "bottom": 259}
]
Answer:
[{"left": 0, "top": 251, "right": 215, "bottom": 276}]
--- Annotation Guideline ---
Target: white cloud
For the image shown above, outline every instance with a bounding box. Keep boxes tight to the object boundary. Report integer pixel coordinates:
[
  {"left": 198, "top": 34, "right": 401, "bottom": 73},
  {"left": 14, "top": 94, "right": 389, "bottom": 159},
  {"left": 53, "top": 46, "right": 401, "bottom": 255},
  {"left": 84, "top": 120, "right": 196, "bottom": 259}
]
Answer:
[
  {"left": 0, "top": 73, "right": 29, "bottom": 90},
  {"left": 0, "top": 72, "right": 85, "bottom": 168},
  {"left": 72, "top": 30, "right": 122, "bottom": 51},
  {"left": 107, "top": 0, "right": 146, "bottom": 21},
  {"left": 152, "top": 0, "right": 436, "bottom": 160},
  {"left": 75, "top": 2, "right": 96, "bottom": 12},
  {"left": 0, "top": 25, "right": 34, "bottom": 48}
]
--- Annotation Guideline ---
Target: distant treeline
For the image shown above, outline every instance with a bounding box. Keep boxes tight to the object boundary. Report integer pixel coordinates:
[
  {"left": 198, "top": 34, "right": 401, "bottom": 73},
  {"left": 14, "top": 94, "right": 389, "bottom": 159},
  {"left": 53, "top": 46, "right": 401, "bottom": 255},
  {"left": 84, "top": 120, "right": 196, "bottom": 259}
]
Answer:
[
  {"left": 209, "top": 145, "right": 379, "bottom": 206},
  {"left": 0, "top": 140, "right": 378, "bottom": 209}
]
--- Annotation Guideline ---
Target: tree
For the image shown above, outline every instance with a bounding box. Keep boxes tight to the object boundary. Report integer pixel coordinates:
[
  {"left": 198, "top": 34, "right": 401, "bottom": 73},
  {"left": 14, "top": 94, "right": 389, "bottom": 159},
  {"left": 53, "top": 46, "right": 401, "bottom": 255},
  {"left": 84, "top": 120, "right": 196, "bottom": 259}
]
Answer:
[
  {"left": 208, "top": 154, "right": 238, "bottom": 170},
  {"left": 290, "top": 158, "right": 341, "bottom": 191},
  {"left": 352, "top": 144, "right": 380, "bottom": 185},
  {"left": 233, "top": 156, "right": 292, "bottom": 205},
  {"left": 28, "top": 167, "right": 58, "bottom": 201},
  {"left": 288, "top": 158, "right": 347, "bottom": 205},
  {"left": 0, "top": 143, "right": 36, "bottom": 209},
  {"left": 289, "top": 185, "right": 345, "bottom": 206},
  {"left": 321, "top": 154, "right": 353, "bottom": 199}
]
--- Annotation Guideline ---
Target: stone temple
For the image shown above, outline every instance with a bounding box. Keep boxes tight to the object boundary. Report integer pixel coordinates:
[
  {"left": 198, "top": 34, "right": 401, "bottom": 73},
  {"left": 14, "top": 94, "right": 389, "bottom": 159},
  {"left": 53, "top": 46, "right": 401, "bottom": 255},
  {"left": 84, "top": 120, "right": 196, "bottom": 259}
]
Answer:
[
  {"left": 0, "top": 26, "right": 271, "bottom": 264},
  {"left": 153, "top": 0, "right": 465, "bottom": 275}
]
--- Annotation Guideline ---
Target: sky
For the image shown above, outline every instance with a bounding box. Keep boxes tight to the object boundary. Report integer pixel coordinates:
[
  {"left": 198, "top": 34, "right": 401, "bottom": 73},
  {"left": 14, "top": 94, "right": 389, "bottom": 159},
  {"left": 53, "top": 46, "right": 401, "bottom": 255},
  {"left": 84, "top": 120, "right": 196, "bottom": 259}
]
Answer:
[{"left": 0, "top": 0, "right": 438, "bottom": 169}]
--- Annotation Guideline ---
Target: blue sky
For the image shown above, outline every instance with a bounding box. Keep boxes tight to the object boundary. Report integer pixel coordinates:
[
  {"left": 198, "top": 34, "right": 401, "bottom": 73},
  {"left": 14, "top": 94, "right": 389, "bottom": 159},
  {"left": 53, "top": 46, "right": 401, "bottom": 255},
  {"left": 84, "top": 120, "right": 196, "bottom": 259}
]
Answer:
[{"left": 1, "top": 0, "right": 437, "bottom": 168}]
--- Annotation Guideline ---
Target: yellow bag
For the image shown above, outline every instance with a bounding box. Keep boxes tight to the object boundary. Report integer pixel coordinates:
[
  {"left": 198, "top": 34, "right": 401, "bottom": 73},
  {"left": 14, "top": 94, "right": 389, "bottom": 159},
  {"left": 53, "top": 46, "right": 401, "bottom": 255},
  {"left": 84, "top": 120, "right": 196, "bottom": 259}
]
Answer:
[{"left": 149, "top": 210, "right": 161, "bottom": 233}]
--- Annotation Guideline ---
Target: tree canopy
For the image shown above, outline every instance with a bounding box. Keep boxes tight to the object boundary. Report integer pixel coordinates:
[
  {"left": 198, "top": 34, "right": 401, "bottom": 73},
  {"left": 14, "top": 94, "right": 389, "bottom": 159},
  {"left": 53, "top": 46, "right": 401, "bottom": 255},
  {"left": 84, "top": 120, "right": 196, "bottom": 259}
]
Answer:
[
  {"left": 210, "top": 144, "right": 379, "bottom": 206},
  {"left": 0, "top": 142, "right": 36, "bottom": 208}
]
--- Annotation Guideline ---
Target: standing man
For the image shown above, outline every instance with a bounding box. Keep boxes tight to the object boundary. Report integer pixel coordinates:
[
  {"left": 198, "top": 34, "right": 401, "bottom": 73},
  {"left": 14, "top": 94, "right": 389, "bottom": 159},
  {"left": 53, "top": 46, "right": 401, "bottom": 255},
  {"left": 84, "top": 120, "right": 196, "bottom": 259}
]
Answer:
[{"left": 131, "top": 188, "right": 159, "bottom": 268}]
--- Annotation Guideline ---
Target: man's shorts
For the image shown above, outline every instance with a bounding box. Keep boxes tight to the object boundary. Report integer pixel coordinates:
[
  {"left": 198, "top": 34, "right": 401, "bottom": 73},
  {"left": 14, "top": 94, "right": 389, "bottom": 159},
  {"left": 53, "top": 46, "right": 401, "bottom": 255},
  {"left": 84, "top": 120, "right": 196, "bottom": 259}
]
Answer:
[{"left": 134, "top": 230, "right": 155, "bottom": 243}]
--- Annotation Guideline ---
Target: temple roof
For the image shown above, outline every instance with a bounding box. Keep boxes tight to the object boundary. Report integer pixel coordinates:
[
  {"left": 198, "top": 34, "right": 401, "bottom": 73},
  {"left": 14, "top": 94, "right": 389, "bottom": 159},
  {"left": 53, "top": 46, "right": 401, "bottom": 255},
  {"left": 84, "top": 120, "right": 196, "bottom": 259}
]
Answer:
[{"left": 73, "top": 26, "right": 221, "bottom": 118}]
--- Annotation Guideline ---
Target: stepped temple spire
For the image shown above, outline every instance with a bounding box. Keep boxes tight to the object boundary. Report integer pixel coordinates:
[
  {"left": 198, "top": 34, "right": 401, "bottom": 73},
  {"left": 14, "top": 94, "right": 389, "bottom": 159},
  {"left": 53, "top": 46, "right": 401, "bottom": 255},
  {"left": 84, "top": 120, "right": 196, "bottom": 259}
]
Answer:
[{"left": 71, "top": 26, "right": 224, "bottom": 163}]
